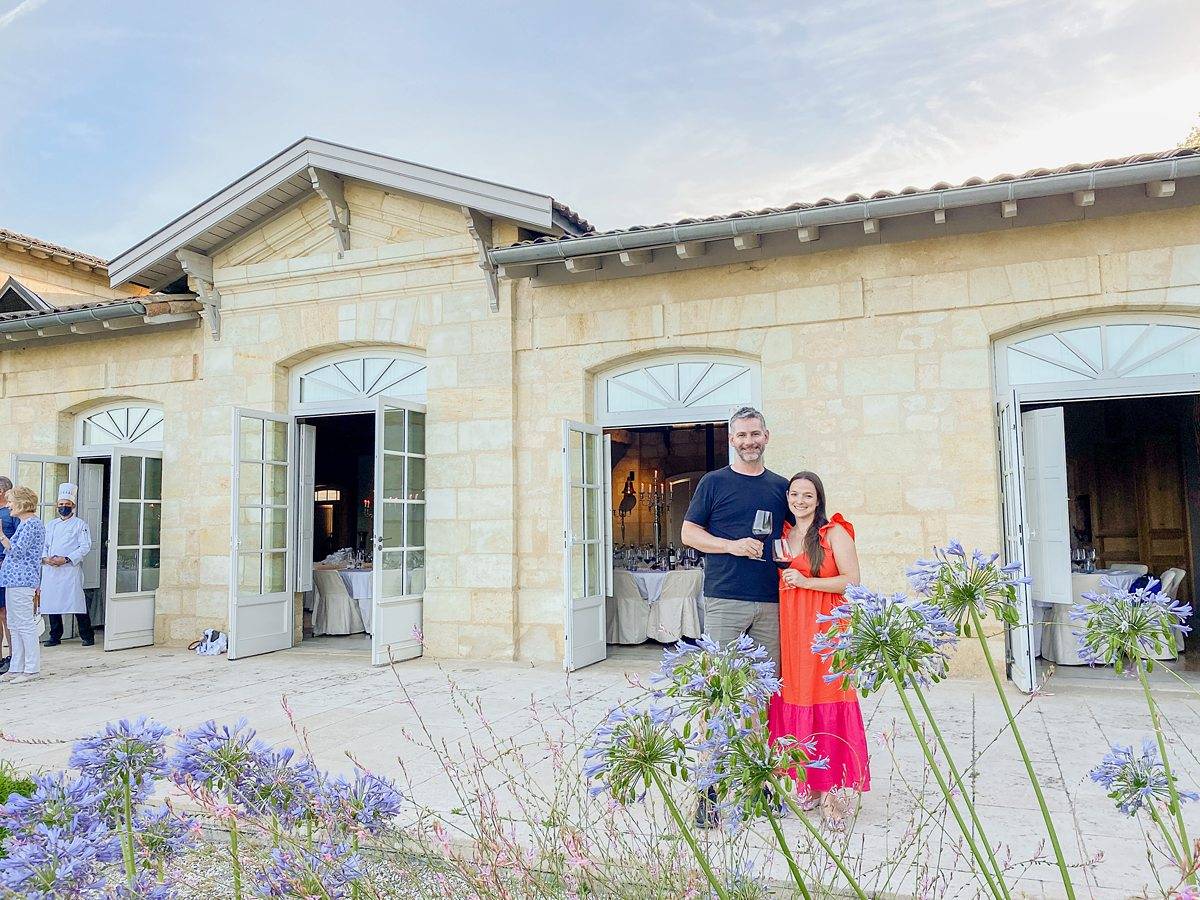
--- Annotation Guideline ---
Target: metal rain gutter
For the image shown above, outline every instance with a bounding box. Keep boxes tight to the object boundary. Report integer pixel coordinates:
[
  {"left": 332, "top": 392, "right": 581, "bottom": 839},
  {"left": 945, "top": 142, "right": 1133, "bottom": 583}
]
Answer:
[
  {"left": 0, "top": 301, "right": 147, "bottom": 338},
  {"left": 489, "top": 156, "right": 1200, "bottom": 268}
]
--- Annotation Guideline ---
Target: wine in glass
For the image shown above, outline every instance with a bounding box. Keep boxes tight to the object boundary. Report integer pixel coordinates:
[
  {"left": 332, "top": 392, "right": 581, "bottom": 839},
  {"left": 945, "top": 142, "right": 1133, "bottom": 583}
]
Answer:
[{"left": 752, "top": 510, "right": 773, "bottom": 562}]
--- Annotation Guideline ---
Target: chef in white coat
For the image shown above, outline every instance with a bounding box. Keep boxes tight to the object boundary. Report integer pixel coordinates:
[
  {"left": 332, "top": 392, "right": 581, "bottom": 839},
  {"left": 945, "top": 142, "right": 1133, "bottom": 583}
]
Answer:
[{"left": 40, "top": 483, "right": 95, "bottom": 647}]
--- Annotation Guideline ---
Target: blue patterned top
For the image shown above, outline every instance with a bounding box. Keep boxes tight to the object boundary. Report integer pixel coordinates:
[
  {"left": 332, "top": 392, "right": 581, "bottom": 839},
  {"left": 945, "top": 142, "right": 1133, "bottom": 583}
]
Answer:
[{"left": 0, "top": 516, "right": 46, "bottom": 588}]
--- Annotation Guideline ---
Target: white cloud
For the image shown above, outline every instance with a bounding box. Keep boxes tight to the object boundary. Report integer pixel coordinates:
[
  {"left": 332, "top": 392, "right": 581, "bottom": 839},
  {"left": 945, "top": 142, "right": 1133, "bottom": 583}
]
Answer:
[{"left": 0, "top": 0, "right": 47, "bottom": 31}]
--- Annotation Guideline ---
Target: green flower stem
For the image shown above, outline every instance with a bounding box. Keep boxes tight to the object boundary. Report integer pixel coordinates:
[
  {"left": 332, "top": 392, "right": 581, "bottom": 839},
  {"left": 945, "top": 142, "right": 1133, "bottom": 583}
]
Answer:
[
  {"left": 910, "top": 680, "right": 1011, "bottom": 899},
  {"left": 969, "top": 606, "right": 1075, "bottom": 900},
  {"left": 886, "top": 664, "right": 1006, "bottom": 900},
  {"left": 648, "top": 770, "right": 731, "bottom": 900},
  {"left": 1137, "top": 663, "right": 1196, "bottom": 884},
  {"left": 120, "top": 773, "right": 137, "bottom": 889},
  {"left": 771, "top": 778, "right": 870, "bottom": 900},
  {"left": 229, "top": 818, "right": 244, "bottom": 900},
  {"left": 763, "top": 807, "right": 814, "bottom": 900},
  {"left": 1148, "top": 804, "right": 1187, "bottom": 872}
]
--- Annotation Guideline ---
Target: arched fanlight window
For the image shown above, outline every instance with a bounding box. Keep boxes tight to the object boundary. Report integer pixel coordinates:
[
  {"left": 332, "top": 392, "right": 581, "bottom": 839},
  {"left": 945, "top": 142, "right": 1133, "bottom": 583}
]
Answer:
[
  {"left": 77, "top": 405, "right": 164, "bottom": 449},
  {"left": 291, "top": 351, "right": 427, "bottom": 412},
  {"left": 595, "top": 354, "right": 760, "bottom": 426},
  {"left": 995, "top": 316, "right": 1200, "bottom": 398}
]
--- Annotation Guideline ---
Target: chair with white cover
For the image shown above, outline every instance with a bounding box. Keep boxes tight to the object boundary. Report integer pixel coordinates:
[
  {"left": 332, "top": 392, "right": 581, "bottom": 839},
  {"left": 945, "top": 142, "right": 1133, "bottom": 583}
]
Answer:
[
  {"left": 313, "top": 570, "right": 367, "bottom": 636},
  {"left": 607, "top": 570, "right": 649, "bottom": 644},
  {"left": 1159, "top": 568, "right": 1186, "bottom": 599},
  {"left": 1151, "top": 567, "right": 1188, "bottom": 661},
  {"left": 1109, "top": 562, "right": 1149, "bottom": 574},
  {"left": 648, "top": 569, "right": 703, "bottom": 643}
]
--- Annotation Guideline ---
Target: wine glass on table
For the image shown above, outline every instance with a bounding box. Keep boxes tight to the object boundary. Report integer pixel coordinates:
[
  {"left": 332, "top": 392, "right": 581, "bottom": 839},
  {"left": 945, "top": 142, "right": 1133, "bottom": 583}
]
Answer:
[{"left": 751, "top": 510, "right": 773, "bottom": 563}]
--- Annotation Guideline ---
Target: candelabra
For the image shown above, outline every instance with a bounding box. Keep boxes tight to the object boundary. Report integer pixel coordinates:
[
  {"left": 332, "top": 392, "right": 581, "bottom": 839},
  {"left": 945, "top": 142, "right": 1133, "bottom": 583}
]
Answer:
[{"left": 637, "top": 471, "right": 673, "bottom": 556}]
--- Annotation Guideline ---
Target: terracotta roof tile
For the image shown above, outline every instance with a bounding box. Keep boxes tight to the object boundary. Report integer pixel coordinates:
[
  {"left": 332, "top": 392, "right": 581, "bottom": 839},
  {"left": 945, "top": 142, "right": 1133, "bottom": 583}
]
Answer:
[
  {"left": 0, "top": 295, "right": 190, "bottom": 322},
  {"left": 0, "top": 228, "right": 107, "bottom": 269},
  {"left": 506, "top": 147, "right": 1200, "bottom": 248}
]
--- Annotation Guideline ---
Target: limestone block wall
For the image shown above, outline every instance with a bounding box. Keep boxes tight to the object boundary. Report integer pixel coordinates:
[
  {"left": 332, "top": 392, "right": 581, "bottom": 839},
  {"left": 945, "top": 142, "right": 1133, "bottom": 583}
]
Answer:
[
  {"left": 0, "top": 246, "right": 142, "bottom": 302},
  {"left": 203, "top": 187, "right": 520, "bottom": 660},
  {"left": 510, "top": 204, "right": 1200, "bottom": 665},
  {"left": 0, "top": 325, "right": 207, "bottom": 643}
]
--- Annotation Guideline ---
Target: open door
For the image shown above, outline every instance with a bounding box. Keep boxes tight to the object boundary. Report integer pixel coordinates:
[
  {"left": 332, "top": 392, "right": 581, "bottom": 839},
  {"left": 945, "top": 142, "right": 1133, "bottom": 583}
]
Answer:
[
  {"left": 563, "top": 421, "right": 608, "bottom": 671},
  {"left": 294, "top": 423, "right": 317, "bottom": 595},
  {"left": 78, "top": 462, "right": 107, "bottom": 628},
  {"left": 371, "top": 397, "right": 425, "bottom": 666},
  {"left": 12, "top": 455, "right": 75, "bottom": 524},
  {"left": 229, "top": 410, "right": 293, "bottom": 660},
  {"left": 104, "top": 447, "right": 161, "bottom": 651},
  {"left": 997, "top": 393, "right": 1037, "bottom": 692},
  {"left": 1021, "top": 407, "right": 1072, "bottom": 606}
]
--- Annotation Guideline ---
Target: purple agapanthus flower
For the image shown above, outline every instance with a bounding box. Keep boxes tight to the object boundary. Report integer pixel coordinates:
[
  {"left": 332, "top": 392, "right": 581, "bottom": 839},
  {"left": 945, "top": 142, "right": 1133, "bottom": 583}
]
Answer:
[
  {"left": 69, "top": 718, "right": 172, "bottom": 817},
  {"left": 321, "top": 771, "right": 405, "bottom": 836},
  {"left": 813, "top": 584, "right": 958, "bottom": 695},
  {"left": 653, "top": 633, "right": 781, "bottom": 717},
  {"left": 240, "top": 746, "right": 323, "bottom": 827},
  {"left": 0, "top": 823, "right": 120, "bottom": 898},
  {"left": 131, "top": 805, "right": 199, "bottom": 867},
  {"left": 1071, "top": 580, "right": 1193, "bottom": 673},
  {"left": 170, "top": 719, "right": 264, "bottom": 807},
  {"left": 1089, "top": 739, "right": 1199, "bottom": 816},
  {"left": 582, "top": 705, "right": 679, "bottom": 805},
  {"left": 906, "top": 540, "right": 1029, "bottom": 632},
  {"left": 109, "top": 870, "right": 178, "bottom": 900},
  {"left": 0, "top": 771, "right": 108, "bottom": 842},
  {"left": 252, "top": 841, "right": 364, "bottom": 899}
]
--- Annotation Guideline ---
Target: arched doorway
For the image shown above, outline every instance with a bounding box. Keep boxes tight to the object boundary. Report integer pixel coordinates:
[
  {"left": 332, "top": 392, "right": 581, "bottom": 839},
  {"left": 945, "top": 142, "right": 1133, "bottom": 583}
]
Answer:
[
  {"left": 994, "top": 315, "right": 1200, "bottom": 691},
  {"left": 564, "top": 352, "right": 761, "bottom": 670},
  {"left": 229, "top": 349, "right": 427, "bottom": 665}
]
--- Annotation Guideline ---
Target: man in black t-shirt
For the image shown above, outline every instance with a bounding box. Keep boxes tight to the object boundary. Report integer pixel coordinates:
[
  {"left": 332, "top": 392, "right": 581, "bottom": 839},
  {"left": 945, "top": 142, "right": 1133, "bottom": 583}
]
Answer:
[{"left": 681, "top": 406, "right": 789, "bottom": 673}]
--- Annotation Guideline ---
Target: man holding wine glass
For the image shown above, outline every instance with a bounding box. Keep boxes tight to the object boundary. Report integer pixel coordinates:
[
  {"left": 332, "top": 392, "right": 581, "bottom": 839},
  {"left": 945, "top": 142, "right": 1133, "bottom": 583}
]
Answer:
[{"left": 681, "top": 405, "right": 789, "bottom": 670}]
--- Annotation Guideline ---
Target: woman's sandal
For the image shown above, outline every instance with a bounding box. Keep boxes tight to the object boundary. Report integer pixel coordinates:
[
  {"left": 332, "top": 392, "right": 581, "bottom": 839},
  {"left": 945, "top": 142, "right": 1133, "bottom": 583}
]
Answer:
[{"left": 796, "top": 791, "right": 821, "bottom": 812}]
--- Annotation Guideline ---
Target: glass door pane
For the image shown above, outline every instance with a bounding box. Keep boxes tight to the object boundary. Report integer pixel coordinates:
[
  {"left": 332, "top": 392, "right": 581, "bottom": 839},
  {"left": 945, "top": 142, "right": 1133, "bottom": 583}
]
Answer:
[
  {"left": 110, "top": 450, "right": 163, "bottom": 596},
  {"left": 236, "top": 413, "right": 291, "bottom": 599}
]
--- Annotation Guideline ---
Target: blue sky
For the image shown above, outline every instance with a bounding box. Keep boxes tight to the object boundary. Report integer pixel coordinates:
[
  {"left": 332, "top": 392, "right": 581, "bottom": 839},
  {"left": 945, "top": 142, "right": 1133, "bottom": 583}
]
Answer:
[{"left": 2, "top": 0, "right": 1199, "bottom": 258}]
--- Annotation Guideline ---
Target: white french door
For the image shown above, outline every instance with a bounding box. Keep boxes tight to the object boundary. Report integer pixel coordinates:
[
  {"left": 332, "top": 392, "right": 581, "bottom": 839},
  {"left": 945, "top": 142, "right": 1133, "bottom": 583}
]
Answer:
[
  {"left": 12, "top": 454, "right": 75, "bottom": 524},
  {"left": 562, "top": 421, "right": 610, "bottom": 671},
  {"left": 997, "top": 392, "right": 1038, "bottom": 692},
  {"left": 1021, "top": 407, "right": 1072, "bottom": 607},
  {"left": 230, "top": 409, "right": 294, "bottom": 660},
  {"left": 104, "top": 447, "right": 161, "bottom": 651},
  {"left": 371, "top": 397, "right": 425, "bottom": 666}
]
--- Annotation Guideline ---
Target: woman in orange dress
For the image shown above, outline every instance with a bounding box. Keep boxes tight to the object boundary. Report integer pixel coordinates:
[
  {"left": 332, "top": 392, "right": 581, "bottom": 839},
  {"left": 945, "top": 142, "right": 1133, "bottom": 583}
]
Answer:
[{"left": 770, "top": 471, "right": 870, "bottom": 821}]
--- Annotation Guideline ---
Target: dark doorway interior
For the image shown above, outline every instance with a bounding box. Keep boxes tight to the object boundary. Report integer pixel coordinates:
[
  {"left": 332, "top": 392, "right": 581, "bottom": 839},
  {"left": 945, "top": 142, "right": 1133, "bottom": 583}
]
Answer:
[{"left": 311, "top": 414, "right": 375, "bottom": 561}]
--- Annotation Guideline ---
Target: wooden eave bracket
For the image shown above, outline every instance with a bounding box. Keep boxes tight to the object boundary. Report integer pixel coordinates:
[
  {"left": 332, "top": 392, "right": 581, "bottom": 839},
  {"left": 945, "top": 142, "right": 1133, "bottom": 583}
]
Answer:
[
  {"left": 176, "top": 249, "right": 222, "bottom": 340},
  {"left": 462, "top": 207, "right": 500, "bottom": 313},
  {"left": 308, "top": 166, "right": 351, "bottom": 253}
]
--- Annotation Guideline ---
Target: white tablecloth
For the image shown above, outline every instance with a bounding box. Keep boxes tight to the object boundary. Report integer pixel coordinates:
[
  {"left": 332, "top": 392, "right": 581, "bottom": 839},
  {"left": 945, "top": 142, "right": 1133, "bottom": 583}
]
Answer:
[
  {"left": 609, "top": 568, "right": 703, "bottom": 644},
  {"left": 339, "top": 570, "right": 373, "bottom": 634},
  {"left": 1040, "top": 570, "right": 1141, "bottom": 665}
]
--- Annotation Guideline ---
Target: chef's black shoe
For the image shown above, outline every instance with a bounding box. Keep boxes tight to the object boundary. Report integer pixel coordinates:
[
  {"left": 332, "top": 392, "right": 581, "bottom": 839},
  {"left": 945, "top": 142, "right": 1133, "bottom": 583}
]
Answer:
[
  {"left": 81, "top": 639, "right": 95, "bottom": 647},
  {"left": 42, "top": 639, "right": 61, "bottom": 647}
]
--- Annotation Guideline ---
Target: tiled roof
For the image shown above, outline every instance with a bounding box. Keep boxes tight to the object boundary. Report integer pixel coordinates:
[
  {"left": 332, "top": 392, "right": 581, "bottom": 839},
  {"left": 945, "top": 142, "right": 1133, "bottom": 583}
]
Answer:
[
  {"left": 552, "top": 200, "right": 592, "bottom": 235},
  {"left": 0, "top": 295, "right": 195, "bottom": 322},
  {"left": 0, "top": 228, "right": 108, "bottom": 269},
  {"left": 507, "top": 148, "right": 1200, "bottom": 247}
]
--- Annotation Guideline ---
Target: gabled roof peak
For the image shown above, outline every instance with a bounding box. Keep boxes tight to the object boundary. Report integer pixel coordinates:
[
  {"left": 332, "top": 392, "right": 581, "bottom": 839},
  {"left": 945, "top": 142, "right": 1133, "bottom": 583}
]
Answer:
[{"left": 109, "top": 137, "right": 590, "bottom": 290}]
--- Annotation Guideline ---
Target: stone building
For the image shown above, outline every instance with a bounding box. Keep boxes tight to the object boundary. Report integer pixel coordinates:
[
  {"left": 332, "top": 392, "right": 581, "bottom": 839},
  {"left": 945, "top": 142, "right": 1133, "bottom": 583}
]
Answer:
[{"left": 4, "top": 138, "right": 1199, "bottom": 691}]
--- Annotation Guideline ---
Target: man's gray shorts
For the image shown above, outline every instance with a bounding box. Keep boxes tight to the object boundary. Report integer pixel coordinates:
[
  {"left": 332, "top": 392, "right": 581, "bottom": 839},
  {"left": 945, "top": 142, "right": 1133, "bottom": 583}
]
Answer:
[{"left": 703, "top": 596, "right": 781, "bottom": 672}]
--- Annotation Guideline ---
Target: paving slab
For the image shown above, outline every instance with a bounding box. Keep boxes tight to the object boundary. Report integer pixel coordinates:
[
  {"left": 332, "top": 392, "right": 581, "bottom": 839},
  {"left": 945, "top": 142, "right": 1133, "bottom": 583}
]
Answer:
[{"left": 3, "top": 639, "right": 1198, "bottom": 898}]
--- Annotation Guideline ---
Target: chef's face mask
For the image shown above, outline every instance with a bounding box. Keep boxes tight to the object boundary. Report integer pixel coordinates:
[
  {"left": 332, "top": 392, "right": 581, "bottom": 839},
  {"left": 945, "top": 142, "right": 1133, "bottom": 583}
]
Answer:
[{"left": 58, "top": 505, "right": 74, "bottom": 517}]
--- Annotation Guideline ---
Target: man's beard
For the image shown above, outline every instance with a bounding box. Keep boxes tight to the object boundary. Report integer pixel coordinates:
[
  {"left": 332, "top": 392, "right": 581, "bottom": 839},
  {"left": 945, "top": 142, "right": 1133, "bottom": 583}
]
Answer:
[{"left": 736, "top": 445, "right": 763, "bottom": 462}]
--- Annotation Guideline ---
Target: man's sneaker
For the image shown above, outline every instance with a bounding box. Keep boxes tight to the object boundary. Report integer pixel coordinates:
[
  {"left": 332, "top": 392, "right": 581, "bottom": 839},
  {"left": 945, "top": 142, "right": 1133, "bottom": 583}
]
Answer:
[
  {"left": 8, "top": 673, "right": 39, "bottom": 684},
  {"left": 694, "top": 786, "right": 719, "bottom": 830}
]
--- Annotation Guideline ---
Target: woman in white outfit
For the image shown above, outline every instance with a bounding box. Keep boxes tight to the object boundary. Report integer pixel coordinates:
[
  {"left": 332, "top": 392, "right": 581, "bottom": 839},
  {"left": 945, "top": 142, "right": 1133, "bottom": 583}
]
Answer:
[
  {"left": 39, "top": 483, "right": 94, "bottom": 647},
  {"left": 0, "top": 486, "right": 47, "bottom": 684}
]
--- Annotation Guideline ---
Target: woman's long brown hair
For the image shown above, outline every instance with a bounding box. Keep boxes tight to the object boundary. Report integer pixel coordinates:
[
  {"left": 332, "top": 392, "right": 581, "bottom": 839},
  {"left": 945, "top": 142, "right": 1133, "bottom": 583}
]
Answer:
[{"left": 788, "top": 471, "right": 828, "bottom": 574}]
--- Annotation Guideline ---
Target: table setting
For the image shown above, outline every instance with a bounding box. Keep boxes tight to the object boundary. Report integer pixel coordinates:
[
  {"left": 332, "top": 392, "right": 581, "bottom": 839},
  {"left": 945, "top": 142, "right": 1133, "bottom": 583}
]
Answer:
[
  {"left": 608, "top": 545, "right": 704, "bottom": 645},
  {"left": 1039, "top": 558, "right": 1161, "bottom": 665}
]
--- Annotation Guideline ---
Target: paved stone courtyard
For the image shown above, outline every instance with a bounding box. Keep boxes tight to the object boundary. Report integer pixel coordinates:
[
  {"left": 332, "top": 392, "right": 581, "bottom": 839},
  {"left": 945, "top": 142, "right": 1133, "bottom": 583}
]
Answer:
[{"left": 4, "top": 638, "right": 1199, "bottom": 898}]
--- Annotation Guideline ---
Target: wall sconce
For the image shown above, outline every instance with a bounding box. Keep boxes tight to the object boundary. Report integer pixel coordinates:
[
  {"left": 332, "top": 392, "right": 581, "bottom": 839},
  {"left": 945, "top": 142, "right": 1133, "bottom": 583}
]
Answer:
[{"left": 314, "top": 488, "right": 341, "bottom": 502}]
